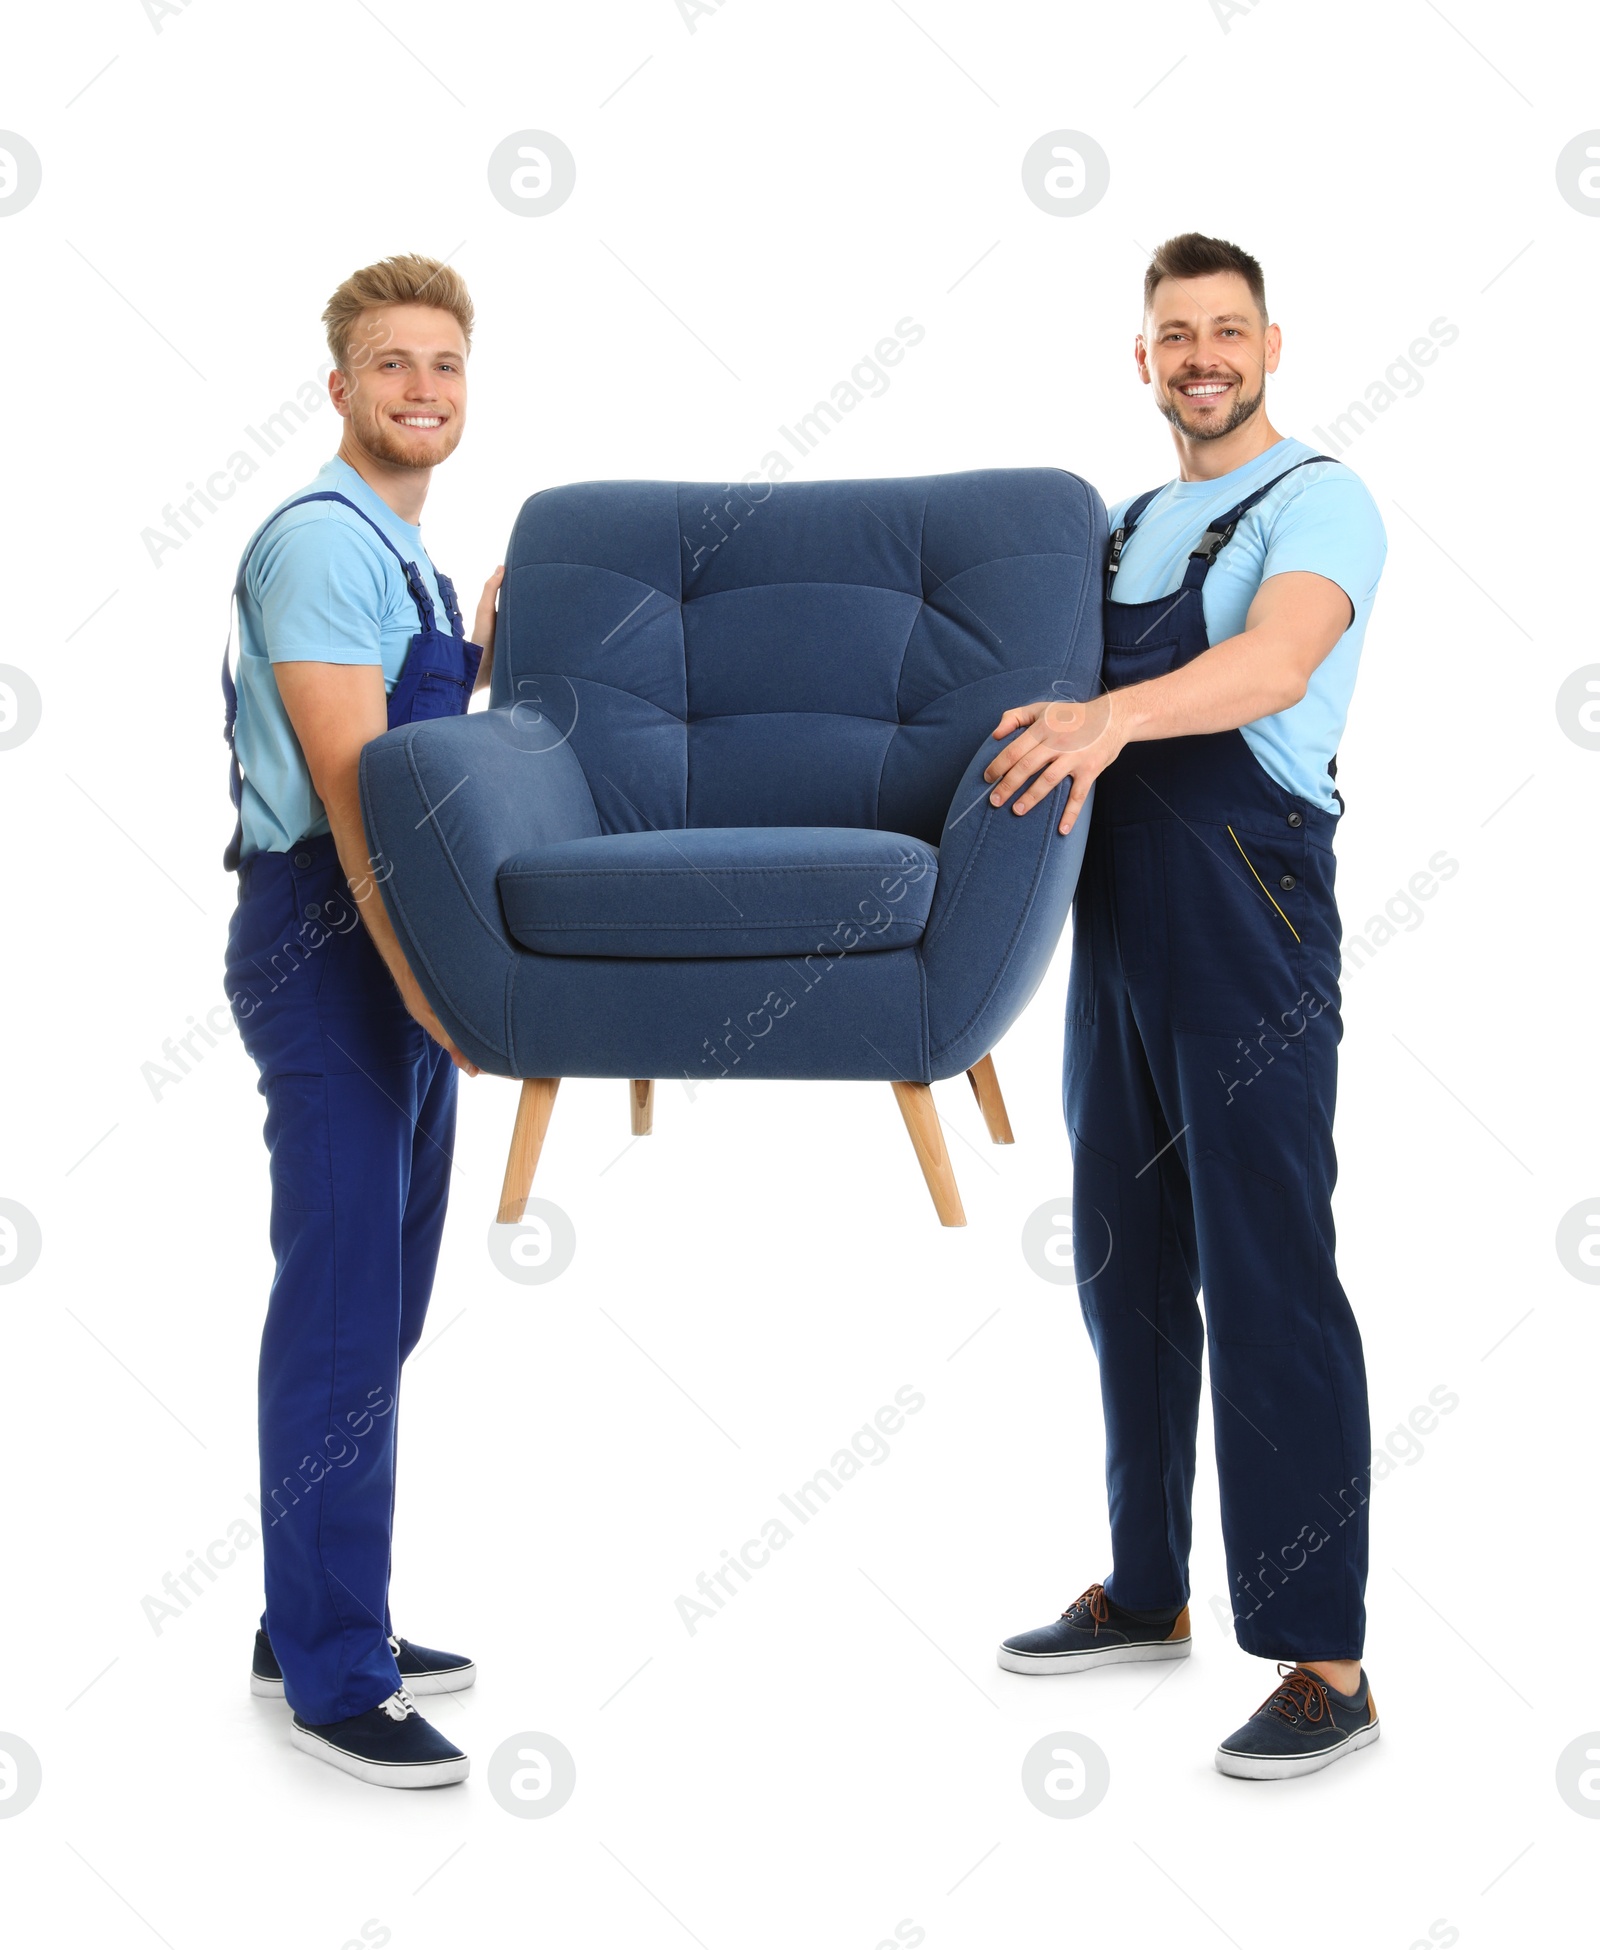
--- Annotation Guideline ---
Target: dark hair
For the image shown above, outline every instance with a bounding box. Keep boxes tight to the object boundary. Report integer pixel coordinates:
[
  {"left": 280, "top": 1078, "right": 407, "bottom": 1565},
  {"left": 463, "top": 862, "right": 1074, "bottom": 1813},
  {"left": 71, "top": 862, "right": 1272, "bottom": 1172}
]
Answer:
[{"left": 1143, "top": 233, "right": 1267, "bottom": 322}]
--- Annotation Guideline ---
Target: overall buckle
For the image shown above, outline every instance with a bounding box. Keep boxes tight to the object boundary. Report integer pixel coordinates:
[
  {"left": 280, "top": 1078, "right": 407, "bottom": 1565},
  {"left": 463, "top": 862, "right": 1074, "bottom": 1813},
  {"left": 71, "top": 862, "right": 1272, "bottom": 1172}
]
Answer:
[{"left": 1191, "top": 521, "right": 1237, "bottom": 562}]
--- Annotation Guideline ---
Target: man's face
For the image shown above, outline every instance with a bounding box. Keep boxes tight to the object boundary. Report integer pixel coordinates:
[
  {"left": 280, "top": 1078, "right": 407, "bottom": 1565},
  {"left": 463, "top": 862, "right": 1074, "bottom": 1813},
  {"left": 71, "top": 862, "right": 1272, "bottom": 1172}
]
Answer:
[
  {"left": 1136, "top": 272, "right": 1281, "bottom": 441},
  {"left": 331, "top": 303, "right": 468, "bottom": 470}
]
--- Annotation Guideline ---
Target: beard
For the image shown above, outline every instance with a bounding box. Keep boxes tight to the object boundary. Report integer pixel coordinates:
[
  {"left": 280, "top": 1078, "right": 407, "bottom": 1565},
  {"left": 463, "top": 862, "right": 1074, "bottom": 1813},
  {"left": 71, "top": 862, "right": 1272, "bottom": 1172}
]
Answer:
[
  {"left": 350, "top": 407, "right": 464, "bottom": 471},
  {"left": 1158, "top": 376, "right": 1264, "bottom": 442}
]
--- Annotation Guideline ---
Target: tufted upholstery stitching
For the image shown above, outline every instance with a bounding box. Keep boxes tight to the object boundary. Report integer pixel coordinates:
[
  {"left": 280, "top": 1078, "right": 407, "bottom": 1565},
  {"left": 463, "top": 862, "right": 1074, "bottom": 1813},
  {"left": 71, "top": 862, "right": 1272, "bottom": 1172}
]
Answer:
[
  {"left": 507, "top": 471, "right": 1098, "bottom": 839},
  {"left": 686, "top": 578, "right": 927, "bottom": 600},
  {"left": 689, "top": 704, "right": 912, "bottom": 726},
  {"left": 551, "top": 671, "right": 688, "bottom": 709}
]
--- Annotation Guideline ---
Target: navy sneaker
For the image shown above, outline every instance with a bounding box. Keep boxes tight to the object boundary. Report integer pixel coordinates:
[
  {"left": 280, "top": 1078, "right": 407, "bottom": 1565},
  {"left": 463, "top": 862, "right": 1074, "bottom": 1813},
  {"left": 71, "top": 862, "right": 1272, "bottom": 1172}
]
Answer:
[
  {"left": 251, "top": 1629, "right": 475, "bottom": 1700},
  {"left": 998, "top": 1581, "right": 1191, "bottom": 1674},
  {"left": 1214, "top": 1664, "right": 1380, "bottom": 1780},
  {"left": 290, "top": 1687, "right": 469, "bottom": 1789}
]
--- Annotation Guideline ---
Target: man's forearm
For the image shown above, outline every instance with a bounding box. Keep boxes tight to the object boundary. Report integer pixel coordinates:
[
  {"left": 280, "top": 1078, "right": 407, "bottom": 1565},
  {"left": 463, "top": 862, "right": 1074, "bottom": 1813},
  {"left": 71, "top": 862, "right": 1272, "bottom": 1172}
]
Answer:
[
  {"left": 272, "top": 659, "right": 476, "bottom": 1071},
  {"left": 1109, "top": 626, "right": 1309, "bottom": 745},
  {"left": 319, "top": 767, "right": 419, "bottom": 1001}
]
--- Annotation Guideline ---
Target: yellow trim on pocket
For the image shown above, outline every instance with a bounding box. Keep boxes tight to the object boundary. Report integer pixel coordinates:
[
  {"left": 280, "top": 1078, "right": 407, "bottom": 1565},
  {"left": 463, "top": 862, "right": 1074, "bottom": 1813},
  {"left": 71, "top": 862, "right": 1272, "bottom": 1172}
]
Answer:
[{"left": 1226, "top": 824, "right": 1301, "bottom": 943}]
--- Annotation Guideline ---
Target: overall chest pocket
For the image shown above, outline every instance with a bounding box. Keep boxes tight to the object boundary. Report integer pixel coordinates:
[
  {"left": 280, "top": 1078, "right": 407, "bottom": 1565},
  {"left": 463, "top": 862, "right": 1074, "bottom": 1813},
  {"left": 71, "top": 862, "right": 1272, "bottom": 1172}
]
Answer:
[{"left": 406, "top": 665, "right": 473, "bottom": 722}]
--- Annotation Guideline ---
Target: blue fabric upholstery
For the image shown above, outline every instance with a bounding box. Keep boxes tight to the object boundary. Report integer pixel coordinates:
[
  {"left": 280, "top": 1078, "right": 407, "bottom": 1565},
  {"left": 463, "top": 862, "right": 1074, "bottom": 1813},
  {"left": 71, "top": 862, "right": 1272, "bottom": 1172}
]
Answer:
[
  {"left": 360, "top": 469, "right": 1105, "bottom": 1082},
  {"left": 499, "top": 826, "right": 938, "bottom": 959}
]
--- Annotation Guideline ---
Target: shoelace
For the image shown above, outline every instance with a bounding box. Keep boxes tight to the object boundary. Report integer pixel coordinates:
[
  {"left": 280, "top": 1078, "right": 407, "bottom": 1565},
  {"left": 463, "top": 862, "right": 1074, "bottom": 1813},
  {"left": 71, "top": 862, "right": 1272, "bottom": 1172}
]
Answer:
[
  {"left": 387, "top": 1634, "right": 403, "bottom": 1658},
  {"left": 378, "top": 1687, "right": 417, "bottom": 1722},
  {"left": 1257, "top": 1663, "right": 1334, "bottom": 1727},
  {"left": 1060, "top": 1582, "right": 1112, "bottom": 1637}
]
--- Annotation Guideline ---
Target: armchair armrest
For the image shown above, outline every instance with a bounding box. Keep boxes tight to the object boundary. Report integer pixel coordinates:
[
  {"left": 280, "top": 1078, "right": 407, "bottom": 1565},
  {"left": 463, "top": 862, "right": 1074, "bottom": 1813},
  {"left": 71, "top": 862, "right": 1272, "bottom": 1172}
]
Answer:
[
  {"left": 359, "top": 705, "right": 600, "bottom": 1071},
  {"left": 917, "top": 732, "right": 1093, "bottom": 1076}
]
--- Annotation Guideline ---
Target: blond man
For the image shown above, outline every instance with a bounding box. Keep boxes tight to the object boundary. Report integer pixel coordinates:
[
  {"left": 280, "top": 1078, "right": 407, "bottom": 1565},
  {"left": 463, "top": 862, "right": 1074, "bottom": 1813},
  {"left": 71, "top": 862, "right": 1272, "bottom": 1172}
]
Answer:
[{"left": 222, "top": 255, "right": 500, "bottom": 1788}]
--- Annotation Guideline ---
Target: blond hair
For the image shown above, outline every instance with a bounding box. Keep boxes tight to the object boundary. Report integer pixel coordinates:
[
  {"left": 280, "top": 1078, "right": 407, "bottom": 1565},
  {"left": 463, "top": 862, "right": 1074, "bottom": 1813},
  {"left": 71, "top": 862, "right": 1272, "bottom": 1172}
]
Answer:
[{"left": 321, "top": 253, "right": 474, "bottom": 371}]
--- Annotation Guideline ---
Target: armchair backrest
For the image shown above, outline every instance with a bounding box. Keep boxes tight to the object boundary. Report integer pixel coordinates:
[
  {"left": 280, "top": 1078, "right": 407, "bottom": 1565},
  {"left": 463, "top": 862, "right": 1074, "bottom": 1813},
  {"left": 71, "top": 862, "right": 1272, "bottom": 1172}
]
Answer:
[{"left": 492, "top": 469, "right": 1105, "bottom": 843}]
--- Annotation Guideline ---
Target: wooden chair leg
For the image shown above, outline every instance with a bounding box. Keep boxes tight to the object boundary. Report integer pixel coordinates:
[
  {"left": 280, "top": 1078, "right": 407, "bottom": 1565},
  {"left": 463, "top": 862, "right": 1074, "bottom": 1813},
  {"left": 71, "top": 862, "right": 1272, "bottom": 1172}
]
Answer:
[
  {"left": 630, "top": 1079, "right": 655, "bottom": 1136},
  {"left": 497, "top": 1078, "right": 561, "bottom": 1223},
  {"left": 965, "top": 1052, "right": 1015, "bottom": 1144},
  {"left": 890, "top": 1081, "right": 967, "bottom": 1227}
]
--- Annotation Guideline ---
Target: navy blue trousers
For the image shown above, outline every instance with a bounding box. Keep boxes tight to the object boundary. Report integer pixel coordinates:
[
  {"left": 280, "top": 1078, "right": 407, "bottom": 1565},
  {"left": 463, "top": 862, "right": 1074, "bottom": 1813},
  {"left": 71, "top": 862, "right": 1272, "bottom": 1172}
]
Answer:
[
  {"left": 226, "top": 834, "right": 456, "bottom": 1723},
  {"left": 1065, "top": 731, "right": 1370, "bottom": 1660}
]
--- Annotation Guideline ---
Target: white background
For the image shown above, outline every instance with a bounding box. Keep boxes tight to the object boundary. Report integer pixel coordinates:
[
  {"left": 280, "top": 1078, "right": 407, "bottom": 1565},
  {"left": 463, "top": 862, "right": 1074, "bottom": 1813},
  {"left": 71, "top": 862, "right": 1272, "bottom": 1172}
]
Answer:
[{"left": 1, "top": 1, "right": 1594, "bottom": 1945}]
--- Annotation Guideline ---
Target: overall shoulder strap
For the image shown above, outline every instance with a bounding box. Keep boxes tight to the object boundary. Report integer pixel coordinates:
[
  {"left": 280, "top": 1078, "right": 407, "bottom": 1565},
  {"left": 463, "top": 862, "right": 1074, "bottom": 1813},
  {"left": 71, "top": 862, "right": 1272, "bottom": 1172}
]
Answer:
[
  {"left": 226, "top": 492, "right": 411, "bottom": 746},
  {"left": 434, "top": 570, "right": 466, "bottom": 638},
  {"left": 1182, "top": 454, "right": 1341, "bottom": 582},
  {"left": 236, "top": 490, "right": 438, "bottom": 625},
  {"left": 1105, "top": 485, "right": 1168, "bottom": 595},
  {"left": 220, "top": 490, "right": 438, "bottom": 871}
]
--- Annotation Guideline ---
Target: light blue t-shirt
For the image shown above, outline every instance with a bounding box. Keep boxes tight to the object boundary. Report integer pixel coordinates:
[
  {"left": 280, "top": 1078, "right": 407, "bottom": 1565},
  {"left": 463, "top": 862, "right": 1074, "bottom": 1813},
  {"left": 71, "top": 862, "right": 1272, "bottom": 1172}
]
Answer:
[
  {"left": 232, "top": 456, "right": 450, "bottom": 856},
  {"left": 1107, "top": 436, "right": 1386, "bottom": 812}
]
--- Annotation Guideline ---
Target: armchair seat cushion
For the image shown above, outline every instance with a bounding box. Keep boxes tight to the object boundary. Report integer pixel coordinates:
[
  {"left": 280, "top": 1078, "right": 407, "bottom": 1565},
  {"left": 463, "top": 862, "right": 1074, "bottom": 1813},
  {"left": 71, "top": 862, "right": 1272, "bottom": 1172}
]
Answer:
[{"left": 498, "top": 826, "right": 938, "bottom": 960}]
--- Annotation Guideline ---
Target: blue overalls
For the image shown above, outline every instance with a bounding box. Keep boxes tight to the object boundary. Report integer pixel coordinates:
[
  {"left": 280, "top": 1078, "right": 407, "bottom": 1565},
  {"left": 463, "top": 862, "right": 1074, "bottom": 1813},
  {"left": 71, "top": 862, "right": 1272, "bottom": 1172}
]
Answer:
[
  {"left": 1066, "top": 458, "right": 1370, "bottom": 1662},
  {"left": 222, "top": 492, "right": 481, "bottom": 1724}
]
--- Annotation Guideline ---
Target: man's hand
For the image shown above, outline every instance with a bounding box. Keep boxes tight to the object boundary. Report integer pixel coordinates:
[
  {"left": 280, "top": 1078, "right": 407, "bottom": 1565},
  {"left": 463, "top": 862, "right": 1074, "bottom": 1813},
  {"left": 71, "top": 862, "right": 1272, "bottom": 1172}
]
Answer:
[
  {"left": 472, "top": 564, "right": 504, "bottom": 692},
  {"left": 273, "top": 661, "right": 481, "bottom": 1075},
  {"left": 984, "top": 695, "right": 1124, "bottom": 837},
  {"left": 985, "top": 570, "right": 1355, "bottom": 836}
]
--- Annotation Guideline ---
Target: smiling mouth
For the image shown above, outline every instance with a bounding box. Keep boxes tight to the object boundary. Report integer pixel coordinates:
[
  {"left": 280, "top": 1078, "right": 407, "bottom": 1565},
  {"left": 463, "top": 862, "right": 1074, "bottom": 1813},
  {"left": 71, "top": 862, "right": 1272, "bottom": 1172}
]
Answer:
[
  {"left": 1177, "top": 380, "right": 1234, "bottom": 400},
  {"left": 393, "top": 414, "right": 445, "bottom": 429}
]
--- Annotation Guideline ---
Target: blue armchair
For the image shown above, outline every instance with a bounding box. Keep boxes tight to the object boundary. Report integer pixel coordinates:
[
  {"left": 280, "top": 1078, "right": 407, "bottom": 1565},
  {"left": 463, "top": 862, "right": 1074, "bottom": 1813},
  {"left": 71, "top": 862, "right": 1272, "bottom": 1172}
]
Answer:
[{"left": 359, "top": 468, "right": 1105, "bottom": 1225}]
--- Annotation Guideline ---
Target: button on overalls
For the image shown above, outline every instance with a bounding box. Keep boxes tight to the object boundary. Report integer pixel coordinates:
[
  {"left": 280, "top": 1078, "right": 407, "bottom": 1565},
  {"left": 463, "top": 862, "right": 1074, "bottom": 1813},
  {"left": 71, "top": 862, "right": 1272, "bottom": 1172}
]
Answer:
[
  {"left": 1066, "top": 458, "right": 1371, "bottom": 1661},
  {"left": 221, "top": 491, "right": 482, "bottom": 1723}
]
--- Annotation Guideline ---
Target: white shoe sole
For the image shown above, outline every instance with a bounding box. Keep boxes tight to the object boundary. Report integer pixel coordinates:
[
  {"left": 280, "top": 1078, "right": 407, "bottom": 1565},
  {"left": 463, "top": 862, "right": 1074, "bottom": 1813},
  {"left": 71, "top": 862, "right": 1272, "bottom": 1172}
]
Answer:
[
  {"left": 997, "top": 1636, "right": 1190, "bottom": 1675},
  {"left": 1214, "top": 1718, "right": 1380, "bottom": 1780},
  {"left": 409, "top": 1662, "right": 476, "bottom": 1696},
  {"left": 253, "top": 1662, "right": 476, "bottom": 1701},
  {"left": 289, "top": 1720, "right": 469, "bottom": 1789}
]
